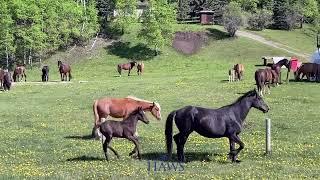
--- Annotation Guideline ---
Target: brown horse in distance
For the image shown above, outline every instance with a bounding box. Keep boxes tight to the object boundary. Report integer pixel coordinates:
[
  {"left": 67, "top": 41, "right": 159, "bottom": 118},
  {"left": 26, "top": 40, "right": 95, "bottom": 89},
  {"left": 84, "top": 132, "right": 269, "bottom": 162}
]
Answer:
[
  {"left": 255, "top": 68, "right": 279, "bottom": 96},
  {"left": 117, "top": 61, "right": 137, "bottom": 77},
  {"left": 58, "top": 61, "right": 72, "bottom": 81},
  {"left": 92, "top": 96, "right": 161, "bottom": 139},
  {"left": 13, "top": 65, "right": 27, "bottom": 82},
  {"left": 295, "top": 63, "right": 320, "bottom": 81},
  {"left": 234, "top": 64, "right": 244, "bottom": 81},
  {"left": 271, "top": 58, "right": 290, "bottom": 83},
  {"left": 0, "top": 69, "right": 12, "bottom": 91},
  {"left": 137, "top": 62, "right": 144, "bottom": 75}
]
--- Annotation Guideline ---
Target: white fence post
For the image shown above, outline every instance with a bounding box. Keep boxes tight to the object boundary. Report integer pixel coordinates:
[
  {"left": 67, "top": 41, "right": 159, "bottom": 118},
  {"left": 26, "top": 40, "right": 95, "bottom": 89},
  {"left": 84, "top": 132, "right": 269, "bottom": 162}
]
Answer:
[{"left": 266, "top": 118, "right": 271, "bottom": 155}]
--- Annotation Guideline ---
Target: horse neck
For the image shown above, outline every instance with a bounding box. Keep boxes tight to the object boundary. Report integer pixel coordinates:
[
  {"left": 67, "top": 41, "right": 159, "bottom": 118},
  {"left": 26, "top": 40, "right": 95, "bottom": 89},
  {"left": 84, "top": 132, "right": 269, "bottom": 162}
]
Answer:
[
  {"left": 136, "top": 101, "right": 153, "bottom": 111},
  {"left": 122, "top": 115, "right": 139, "bottom": 128},
  {"left": 231, "top": 97, "right": 252, "bottom": 124}
]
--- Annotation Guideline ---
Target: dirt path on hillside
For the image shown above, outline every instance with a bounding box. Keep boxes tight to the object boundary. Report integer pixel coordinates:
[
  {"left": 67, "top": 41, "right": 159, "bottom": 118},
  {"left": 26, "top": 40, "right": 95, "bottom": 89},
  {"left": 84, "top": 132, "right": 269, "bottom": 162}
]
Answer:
[{"left": 236, "top": 30, "right": 311, "bottom": 60}]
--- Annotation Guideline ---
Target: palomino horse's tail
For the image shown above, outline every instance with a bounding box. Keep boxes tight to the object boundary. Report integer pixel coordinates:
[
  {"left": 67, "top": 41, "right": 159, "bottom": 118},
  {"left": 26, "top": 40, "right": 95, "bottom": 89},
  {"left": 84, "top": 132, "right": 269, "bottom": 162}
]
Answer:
[
  {"left": 165, "top": 110, "right": 176, "bottom": 160},
  {"left": 254, "top": 70, "right": 262, "bottom": 95},
  {"left": 92, "top": 100, "right": 100, "bottom": 138}
]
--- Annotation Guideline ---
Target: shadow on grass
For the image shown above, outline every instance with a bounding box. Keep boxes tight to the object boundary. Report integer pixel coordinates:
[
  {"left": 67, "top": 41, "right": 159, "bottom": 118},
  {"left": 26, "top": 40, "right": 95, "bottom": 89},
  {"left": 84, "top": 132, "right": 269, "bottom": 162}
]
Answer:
[
  {"left": 64, "top": 134, "right": 93, "bottom": 140},
  {"left": 290, "top": 79, "right": 320, "bottom": 83},
  {"left": 67, "top": 155, "right": 105, "bottom": 162},
  {"left": 141, "top": 152, "right": 226, "bottom": 163},
  {"left": 106, "top": 41, "right": 157, "bottom": 60},
  {"left": 206, "top": 28, "right": 230, "bottom": 40}
]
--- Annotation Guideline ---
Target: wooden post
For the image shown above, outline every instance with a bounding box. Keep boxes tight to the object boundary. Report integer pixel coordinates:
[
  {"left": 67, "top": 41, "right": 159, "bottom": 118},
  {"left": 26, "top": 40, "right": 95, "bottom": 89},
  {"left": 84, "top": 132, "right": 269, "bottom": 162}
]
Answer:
[{"left": 266, "top": 118, "right": 271, "bottom": 155}]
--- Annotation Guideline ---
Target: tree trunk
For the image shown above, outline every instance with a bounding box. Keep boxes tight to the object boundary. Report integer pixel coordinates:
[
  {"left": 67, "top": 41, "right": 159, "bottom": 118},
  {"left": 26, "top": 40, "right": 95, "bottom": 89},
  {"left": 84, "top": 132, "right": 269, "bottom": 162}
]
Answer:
[
  {"left": 23, "top": 49, "right": 26, "bottom": 65},
  {"left": 5, "top": 46, "right": 9, "bottom": 69}
]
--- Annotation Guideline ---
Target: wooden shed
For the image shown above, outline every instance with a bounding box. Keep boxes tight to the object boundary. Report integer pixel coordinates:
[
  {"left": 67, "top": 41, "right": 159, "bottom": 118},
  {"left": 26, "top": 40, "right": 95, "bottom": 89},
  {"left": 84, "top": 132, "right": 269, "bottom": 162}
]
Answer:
[{"left": 199, "top": 10, "right": 214, "bottom": 25}]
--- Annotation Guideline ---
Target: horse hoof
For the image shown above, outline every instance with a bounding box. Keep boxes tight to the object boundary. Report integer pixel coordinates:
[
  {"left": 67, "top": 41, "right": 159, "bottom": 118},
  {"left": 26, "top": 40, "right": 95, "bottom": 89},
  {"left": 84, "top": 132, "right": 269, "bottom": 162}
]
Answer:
[{"left": 232, "top": 160, "right": 241, "bottom": 163}]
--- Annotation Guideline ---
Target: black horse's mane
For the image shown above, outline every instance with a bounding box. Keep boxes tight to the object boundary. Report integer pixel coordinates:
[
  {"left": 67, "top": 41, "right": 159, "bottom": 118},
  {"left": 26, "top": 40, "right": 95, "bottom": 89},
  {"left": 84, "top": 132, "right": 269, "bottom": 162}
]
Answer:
[{"left": 220, "top": 90, "right": 256, "bottom": 108}]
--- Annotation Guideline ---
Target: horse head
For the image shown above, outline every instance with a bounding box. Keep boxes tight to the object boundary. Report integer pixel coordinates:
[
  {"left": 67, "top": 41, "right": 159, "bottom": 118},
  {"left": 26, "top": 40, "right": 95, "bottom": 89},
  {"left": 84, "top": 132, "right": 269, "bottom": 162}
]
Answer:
[
  {"left": 135, "top": 107, "right": 149, "bottom": 124},
  {"left": 150, "top": 102, "right": 161, "bottom": 120},
  {"left": 251, "top": 89, "right": 269, "bottom": 113},
  {"left": 57, "top": 61, "right": 62, "bottom": 68},
  {"left": 130, "top": 61, "right": 137, "bottom": 67}
]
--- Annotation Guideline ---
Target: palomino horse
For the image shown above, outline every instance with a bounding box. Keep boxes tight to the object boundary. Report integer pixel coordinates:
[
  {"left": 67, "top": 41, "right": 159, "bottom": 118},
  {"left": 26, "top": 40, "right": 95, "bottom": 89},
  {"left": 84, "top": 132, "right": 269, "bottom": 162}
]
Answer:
[
  {"left": 165, "top": 90, "right": 269, "bottom": 162},
  {"left": 271, "top": 58, "right": 290, "bottom": 83},
  {"left": 255, "top": 68, "right": 279, "bottom": 96},
  {"left": 117, "top": 61, "right": 137, "bottom": 77},
  {"left": 13, "top": 65, "right": 27, "bottom": 82},
  {"left": 99, "top": 107, "right": 149, "bottom": 160},
  {"left": 234, "top": 64, "right": 244, "bottom": 81},
  {"left": 137, "top": 62, "right": 144, "bottom": 75},
  {"left": 58, "top": 61, "right": 72, "bottom": 81},
  {"left": 295, "top": 63, "right": 320, "bottom": 81},
  {"left": 92, "top": 96, "right": 161, "bottom": 139},
  {"left": 42, "top": 66, "right": 49, "bottom": 82}
]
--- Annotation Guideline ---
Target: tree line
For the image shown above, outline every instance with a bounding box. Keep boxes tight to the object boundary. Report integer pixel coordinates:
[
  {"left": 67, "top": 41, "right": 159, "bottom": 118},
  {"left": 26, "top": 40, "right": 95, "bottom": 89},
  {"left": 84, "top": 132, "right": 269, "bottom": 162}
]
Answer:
[{"left": 0, "top": 0, "right": 98, "bottom": 69}]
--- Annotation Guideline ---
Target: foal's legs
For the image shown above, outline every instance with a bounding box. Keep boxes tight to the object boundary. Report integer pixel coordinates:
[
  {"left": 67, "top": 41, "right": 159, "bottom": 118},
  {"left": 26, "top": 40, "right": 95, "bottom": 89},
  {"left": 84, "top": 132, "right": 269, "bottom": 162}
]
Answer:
[
  {"left": 127, "top": 136, "right": 141, "bottom": 159},
  {"left": 103, "top": 135, "right": 120, "bottom": 161},
  {"left": 228, "top": 134, "right": 245, "bottom": 163}
]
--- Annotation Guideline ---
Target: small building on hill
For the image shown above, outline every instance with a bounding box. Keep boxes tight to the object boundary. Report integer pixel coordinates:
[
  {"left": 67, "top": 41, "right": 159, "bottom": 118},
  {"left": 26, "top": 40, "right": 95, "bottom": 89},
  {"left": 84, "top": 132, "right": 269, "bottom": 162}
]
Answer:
[{"left": 199, "top": 10, "right": 214, "bottom": 25}]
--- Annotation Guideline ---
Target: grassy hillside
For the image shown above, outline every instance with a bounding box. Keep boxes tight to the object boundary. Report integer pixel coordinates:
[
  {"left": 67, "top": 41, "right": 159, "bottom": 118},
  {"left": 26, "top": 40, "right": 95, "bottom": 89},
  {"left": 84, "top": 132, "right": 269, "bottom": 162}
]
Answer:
[
  {"left": 246, "top": 25, "right": 318, "bottom": 55},
  {"left": 0, "top": 24, "right": 319, "bottom": 179}
]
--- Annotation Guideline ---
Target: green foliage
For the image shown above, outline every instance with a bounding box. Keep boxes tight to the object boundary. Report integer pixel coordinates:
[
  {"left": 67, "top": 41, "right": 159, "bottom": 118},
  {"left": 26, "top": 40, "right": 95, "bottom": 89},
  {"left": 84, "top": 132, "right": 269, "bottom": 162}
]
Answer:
[
  {"left": 223, "top": 2, "right": 243, "bottom": 37},
  {"left": 0, "top": 0, "right": 99, "bottom": 67},
  {"left": 112, "top": 0, "right": 137, "bottom": 33},
  {"left": 139, "top": 0, "right": 176, "bottom": 54},
  {"left": 247, "top": 9, "right": 273, "bottom": 30}
]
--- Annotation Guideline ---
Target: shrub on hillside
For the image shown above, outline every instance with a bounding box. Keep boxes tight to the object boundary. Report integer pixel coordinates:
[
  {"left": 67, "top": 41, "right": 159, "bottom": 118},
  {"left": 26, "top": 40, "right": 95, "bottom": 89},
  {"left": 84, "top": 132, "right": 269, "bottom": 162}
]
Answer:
[
  {"left": 223, "top": 2, "right": 243, "bottom": 37},
  {"left": 247, "top": 9, "right": 273, "bottom": 31}
]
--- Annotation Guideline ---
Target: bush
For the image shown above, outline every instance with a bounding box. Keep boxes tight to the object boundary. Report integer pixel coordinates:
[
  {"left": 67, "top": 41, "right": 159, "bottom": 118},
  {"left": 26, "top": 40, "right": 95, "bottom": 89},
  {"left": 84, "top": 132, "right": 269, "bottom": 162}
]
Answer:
[
  {"left": 247, "top": 9, "right": 273, "bottom": 31},
  {"left": 223, "top": 2, "right": 243, "bottom": 37}
]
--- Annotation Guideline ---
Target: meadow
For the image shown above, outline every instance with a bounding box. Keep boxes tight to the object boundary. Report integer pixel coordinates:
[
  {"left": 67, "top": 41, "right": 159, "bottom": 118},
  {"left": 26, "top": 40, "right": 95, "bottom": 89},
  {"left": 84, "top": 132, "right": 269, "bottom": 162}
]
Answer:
[{"left": 0, "top": 24, "right": 320, "bottom": 179}]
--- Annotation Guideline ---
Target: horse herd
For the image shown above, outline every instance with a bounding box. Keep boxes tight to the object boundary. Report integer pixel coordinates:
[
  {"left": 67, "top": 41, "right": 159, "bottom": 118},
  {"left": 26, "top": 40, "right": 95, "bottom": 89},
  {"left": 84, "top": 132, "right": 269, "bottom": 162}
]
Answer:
[{"left": 0, "top": 58, "right": 317, "bottom": 163}]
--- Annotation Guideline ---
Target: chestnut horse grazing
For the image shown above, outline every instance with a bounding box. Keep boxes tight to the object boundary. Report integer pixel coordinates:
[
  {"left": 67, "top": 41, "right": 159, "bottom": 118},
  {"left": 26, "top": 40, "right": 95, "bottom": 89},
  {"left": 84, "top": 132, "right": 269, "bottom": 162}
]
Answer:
[
  {"left": 117, "top": 61, "right": 137, "bottom": 77},
  {"left": 234, "top": 64, "right": 244, "bottom": 81},
  {"left": 165, "top": 90, "right": 269, "bottom": 162},
  {"left": 137, "top": 62, "right": 144, "bottom": 75},
  {"left": 99, "top": 107, "right": 149, "bottom": 160},
  {"left": 58, "top": 61, "right": 72, "bottom": 81},
  {"left": 13, "top": 65, "right": 27, "bottom": 82},
  {"left": 295, "top": 63, "right": 320, "bottom": 81},
  {"left": 92, "top": 96, "right": 161, "bottom": 139},
  {"left": 255, "top": 68, "right": 279, "bottom": 96}
]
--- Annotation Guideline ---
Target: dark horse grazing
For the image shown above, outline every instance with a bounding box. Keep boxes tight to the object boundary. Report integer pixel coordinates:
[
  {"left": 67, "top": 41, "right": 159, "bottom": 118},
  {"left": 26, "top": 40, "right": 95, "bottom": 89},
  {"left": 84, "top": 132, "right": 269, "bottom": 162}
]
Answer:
[
  {"left": 0, "top": 69, "right": 12, "bottom": 91},
  {"left": 255, "top": 68, "right": 279, "bottom": 96},
  {"left": 271, "top": 58, "right": 290, "bottom": 83},
  {"left": 99, "top": 107, "right": 149, "bottom": 160},
  {"left": 58, "top": 61, "right": 72, "bottom": 81},
  {"left": 165, "top": 90, "right": 269, "bottom": 163},
  {"left": 13, "top": 65, "right": 27, "bottom": 82},
  {"left": 295, "top": 63, "right": 320, "bottom": 81},
  {"left": 117, "top": 61, "right": 137, "bottom": 77},
  {"left": 92, "top": 96, "right": 161, "bottom": 139},
  {"left": 41, "top": 66, "right": 49, "bottom": 82}
]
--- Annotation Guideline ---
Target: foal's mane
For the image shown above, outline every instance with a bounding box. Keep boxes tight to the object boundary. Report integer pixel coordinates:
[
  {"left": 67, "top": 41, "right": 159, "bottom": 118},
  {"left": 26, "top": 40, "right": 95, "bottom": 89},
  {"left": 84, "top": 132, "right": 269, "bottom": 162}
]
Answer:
[{"left": 126, "top": 96, "right": 161, "bottom": 110}]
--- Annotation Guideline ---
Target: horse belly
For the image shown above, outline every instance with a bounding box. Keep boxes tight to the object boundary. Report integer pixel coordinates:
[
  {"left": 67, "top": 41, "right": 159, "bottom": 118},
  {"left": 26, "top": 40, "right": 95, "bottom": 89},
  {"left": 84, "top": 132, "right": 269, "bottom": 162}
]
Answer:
[{"left": 194, "top": 120, "right": 226, "bottom": 138}]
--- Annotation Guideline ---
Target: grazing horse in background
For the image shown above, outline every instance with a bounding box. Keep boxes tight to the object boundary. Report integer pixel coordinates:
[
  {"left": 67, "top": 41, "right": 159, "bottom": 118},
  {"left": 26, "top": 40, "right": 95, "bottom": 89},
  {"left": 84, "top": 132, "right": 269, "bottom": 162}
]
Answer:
[
  {"left": 117, "top": 61, "right": 137, "bottom": 77},
  {"left": 255, "top": 68, "right": 279, "bottom": 96},
  {"left": 92, "top": 96, "right": 161, "bottom": 139},
  {"left": 0, "top": 69, "right": 12, "bottom": 90},
  {"left": 165, "top": 90, "right": 269, "bottom": 163},
  {"left": 41, "top": 66, "right": 49, "bottom": 82},
  {"left": 234, "top": 64, "right": 245, "bottom": 81},
  {"left": 13, "top": 65, "right": 27, "bottom": 82},
  {"left": 295, "top": 63, "right": 320, "bottom": 81},
  {"left": 58, "top": 61, "right": 72, "bottom": 81},
  {"left": 271, "top": 58, "right": 290, "bottom": 83},
  {"left": 137, "top": 62, "right": 144, "bottom": 75},
  {"left": 99, "top": 107, "right": 149, "bottom": 161}
]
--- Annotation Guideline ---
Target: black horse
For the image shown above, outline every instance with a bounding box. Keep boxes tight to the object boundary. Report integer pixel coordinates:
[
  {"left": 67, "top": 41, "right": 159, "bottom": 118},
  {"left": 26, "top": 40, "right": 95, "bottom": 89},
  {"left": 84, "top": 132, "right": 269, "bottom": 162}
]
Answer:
[
  {"left": 41, "top": 66, "right": 49, "bottom": 82},
  {"left": 165, "top": 90, "right": 269, "bottom": 163},
  {"left": 98, "top": 107, "right": 149, "bottom": 161}
]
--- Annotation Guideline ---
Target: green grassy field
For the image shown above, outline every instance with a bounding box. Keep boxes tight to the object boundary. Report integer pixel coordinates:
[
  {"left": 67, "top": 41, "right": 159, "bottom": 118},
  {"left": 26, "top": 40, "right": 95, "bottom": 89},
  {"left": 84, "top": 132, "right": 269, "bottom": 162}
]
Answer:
[
  {"left": 246, "top": 24, "right": 318, "bottom": 55},
  {"left": 0, "top": 25, "right": 320, "bottom": 179}
]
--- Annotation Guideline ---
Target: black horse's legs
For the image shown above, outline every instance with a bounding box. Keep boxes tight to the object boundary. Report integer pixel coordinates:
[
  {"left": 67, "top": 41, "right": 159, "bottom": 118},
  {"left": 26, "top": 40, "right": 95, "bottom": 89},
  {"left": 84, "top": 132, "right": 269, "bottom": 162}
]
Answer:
[
  {"left": 228, "top": 138, "right": 235, "bottom": 160},
  {"left": 60, "top": 73, "right": 63, "bottom": 81},
  {"left": 128, "top": 69, "right": 131, "bottom": 76},
  {"left": 174, "top": 132, "right": 190, "bottom": 162},
  {"left": 128, "top": 136, "right": 141, "bottom": 159},
  {"left": 229, "top": 134, "right": 244, "bottom": 163},
  {"left": 103, "top": 137, "right": 110, "bottom": 161},
  {"left": 108, "top": 145, "right": 120, "bottom": 159},
  {"left": 129, "top": 146, "right": 137, "bottom": 156}
]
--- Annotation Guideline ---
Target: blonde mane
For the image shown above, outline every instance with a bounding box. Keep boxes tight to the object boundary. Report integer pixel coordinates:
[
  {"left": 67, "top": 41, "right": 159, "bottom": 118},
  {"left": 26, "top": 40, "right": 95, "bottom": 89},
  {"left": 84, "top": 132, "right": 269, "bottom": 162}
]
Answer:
[{"left": 126, "top": 96, "right": 161, "bottom": 110}]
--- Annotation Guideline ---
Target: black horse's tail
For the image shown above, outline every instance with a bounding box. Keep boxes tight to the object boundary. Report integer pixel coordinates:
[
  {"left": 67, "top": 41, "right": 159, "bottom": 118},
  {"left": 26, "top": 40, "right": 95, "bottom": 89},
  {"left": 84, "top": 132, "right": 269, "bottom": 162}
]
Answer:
[{"left": 165, "top": 110, "right": 176, "bottom": 160}]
